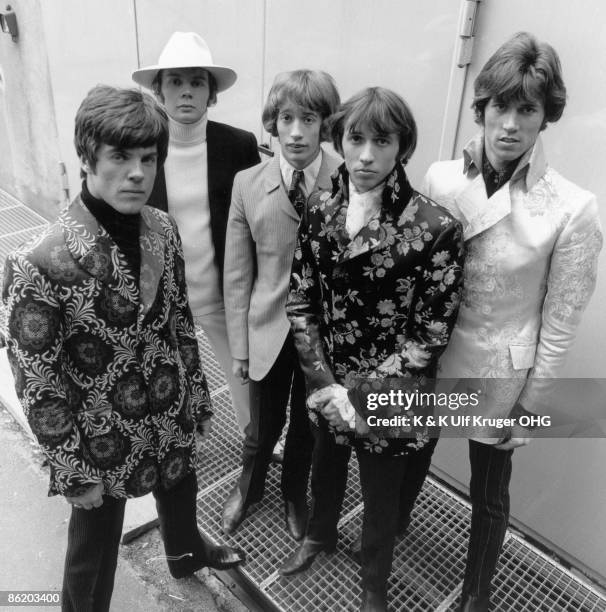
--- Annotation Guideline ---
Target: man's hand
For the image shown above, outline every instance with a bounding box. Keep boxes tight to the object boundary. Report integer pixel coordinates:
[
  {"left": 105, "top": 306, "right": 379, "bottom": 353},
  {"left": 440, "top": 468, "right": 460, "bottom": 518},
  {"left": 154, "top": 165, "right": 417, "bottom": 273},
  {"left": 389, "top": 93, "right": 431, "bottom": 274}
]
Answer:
[
  {"left": 306, "top": 384, "right": 342, "bottom": 410},
  {"left": 199, "top": 416, "right": 213, "bottom": 438},
  {"left": 232, "top": 358, "right": 249, "bottom": 384},
  {"left": 494, "top": 424, "right": 533, "bottom": 451},
  {"left": 311, "top": 385, "right": 356, "bottom": 431},
  {"left": 66, "top": 482, "right": 104, "bottom": 510},
  {"left": 321, "top": 400, "right": 352, "bottom": 431}
]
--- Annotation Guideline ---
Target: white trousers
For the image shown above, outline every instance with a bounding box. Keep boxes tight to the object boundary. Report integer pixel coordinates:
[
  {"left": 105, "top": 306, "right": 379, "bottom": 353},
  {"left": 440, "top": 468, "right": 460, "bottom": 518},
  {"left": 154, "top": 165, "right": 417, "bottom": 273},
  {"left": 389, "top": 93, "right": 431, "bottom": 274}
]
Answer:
[{"left": 193, "top": 309, "right": 250, "bottom": 433}]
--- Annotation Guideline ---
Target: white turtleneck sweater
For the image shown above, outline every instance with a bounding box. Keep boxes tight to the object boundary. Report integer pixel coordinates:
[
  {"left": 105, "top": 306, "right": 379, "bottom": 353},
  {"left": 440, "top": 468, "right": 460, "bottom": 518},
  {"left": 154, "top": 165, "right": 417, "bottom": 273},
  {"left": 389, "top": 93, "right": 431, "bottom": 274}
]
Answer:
[{"left": 164, "top": 114, "right": 222, "bottom": 316}]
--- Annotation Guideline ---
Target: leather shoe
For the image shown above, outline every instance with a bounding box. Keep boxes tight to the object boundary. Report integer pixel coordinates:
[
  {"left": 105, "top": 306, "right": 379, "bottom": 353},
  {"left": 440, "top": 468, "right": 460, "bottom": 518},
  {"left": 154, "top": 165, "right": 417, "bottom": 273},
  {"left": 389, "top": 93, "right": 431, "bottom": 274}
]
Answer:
[
  {"left": 279, "top": 538, "right": 336, "bottom": 576},
  {"left": 360, "top": 588, "right": 388, "bottom": 611},
  {"left": 169, "top": 544, "right": 246, "bottom": 578},
  {"left": 283, "top": 499, "right": 308, "bottom": 541},
  {"left": 459, "top": 592, "right": 490, "bottom": 611},
  {"left": 222, "top": 484, "right": 250, "bottom": 535},
  {"left": 204, "top": 544, "right": 246, "bottom": 570}
]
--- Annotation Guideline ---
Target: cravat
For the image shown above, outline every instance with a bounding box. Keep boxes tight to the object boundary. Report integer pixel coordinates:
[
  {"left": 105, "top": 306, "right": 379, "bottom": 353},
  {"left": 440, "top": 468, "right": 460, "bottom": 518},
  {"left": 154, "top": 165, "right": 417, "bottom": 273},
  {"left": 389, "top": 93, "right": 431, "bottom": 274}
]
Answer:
[{"left": 288, "top": 170, "right": 306, "bottom": 217}]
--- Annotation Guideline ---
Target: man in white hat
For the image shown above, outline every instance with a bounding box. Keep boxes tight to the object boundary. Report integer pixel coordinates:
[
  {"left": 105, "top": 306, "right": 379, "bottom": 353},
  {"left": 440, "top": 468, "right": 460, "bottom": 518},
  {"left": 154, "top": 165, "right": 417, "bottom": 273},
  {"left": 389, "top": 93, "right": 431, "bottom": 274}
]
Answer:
[{"left": 133, "top": 32, "right": 260, "bottom": 435}]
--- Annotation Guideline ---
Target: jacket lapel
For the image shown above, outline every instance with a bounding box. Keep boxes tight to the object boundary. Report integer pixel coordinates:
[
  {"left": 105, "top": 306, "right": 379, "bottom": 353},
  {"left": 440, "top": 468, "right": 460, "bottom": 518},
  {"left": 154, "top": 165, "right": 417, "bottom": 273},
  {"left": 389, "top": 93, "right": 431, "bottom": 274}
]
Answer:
[
  {"left": 62, "top": 196, "right": 167, "bottom": 315},
  {"left": 456, "top": 174, "right": 512, "bottom": 240},
  {"left": 326, "top": 163, "right": 412, "bottom": 266},
  {"left": 138, "top": 207, "right": 166, "bottom": 317},
  {"left": 264, "top": 154, "right": 300, "bottom": 222},
  {"left": 62, "top": 197, "right": 139, "bottom": 303},
  {"left": 139, "top": 206, "right": 166, "bottom": 316},
  {"left": 206, "top": 121, "right": 220, "bottom": 214},
  {"left": 456, "top": 132, "right": 548, "bottom": 241}
]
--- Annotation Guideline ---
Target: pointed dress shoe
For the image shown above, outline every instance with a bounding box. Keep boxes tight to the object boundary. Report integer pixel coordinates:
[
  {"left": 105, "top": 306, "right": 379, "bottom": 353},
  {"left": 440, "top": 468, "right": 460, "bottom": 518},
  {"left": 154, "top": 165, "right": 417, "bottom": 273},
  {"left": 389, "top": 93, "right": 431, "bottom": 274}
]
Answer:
[
  {"left": 360, "top": 588, "right": 388, "bottom": 612},
  {"left": 459, "top": 592, "right": 490, "bottom": 611},
  {"left": 279, "top": 537, "right": 336, "bottom": 576},
  {"left": 170, "top": 544, "right": 246, "bottom": 578},
  {"left": 222, "top": 484, "right": 250, "bottom": 535},
  {"left": 205, "top": 543, "right": 246, "bottom": 570},
  {"left": 283, "top": 499, "right": 309, "bottom": 541}
]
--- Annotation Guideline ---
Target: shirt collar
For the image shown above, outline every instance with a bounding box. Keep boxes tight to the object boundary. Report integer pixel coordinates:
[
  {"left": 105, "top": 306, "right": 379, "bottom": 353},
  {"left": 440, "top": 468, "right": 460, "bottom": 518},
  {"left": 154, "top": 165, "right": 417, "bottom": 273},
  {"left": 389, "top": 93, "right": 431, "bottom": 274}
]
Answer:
[
  {"left": 280, "top": 149, "right": 323, "bottom": 196},
  {"left": 348, "top": 178, "right": 385, "bottom": 201},
  {"left": 168, "top": 112, "right": 208, "bottom": 145},
  {"left": 462, "top": 129, "right": 547, "bottom": 191}
]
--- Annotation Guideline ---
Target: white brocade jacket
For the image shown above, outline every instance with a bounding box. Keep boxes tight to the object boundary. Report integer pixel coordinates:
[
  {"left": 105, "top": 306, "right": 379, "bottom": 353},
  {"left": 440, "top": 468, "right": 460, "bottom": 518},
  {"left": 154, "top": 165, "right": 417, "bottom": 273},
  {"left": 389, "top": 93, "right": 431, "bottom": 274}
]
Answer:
[{"left": 422, "top": 133, "right": 603, "bottom": 434}]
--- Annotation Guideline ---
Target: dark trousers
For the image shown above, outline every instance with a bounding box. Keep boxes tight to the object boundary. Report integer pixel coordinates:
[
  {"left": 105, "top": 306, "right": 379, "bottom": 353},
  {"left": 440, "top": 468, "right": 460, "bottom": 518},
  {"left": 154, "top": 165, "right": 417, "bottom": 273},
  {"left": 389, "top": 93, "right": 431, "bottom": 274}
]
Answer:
[
  {"left": 306, "top": 422, "right": 352, "bottom": 544},
  {"left": 355, "top": 438, "right": 438, "bottom": 592},
  {"left": 462, "top": 440, "right": 513, "bottom": 598},
  {"left": 403, "top": 438, "right": 514, "bottom": 596},
  {"left": 62, "top": 496, "right": 125, "bottom": 612},
  {"left": 238, "top": 334, "right": 313, "bottom": 504},
  {"left": 62, "top": 472, "right": 205, "bottom": 612}
]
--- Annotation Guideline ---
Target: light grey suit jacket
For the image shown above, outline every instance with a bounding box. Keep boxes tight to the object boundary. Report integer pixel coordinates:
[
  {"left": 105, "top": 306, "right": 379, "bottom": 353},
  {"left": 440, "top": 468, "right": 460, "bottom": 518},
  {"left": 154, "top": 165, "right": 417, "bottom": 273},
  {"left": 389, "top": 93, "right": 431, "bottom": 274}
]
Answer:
[{"left": 224, "top": 148, "right": 342, "bottom": 380}]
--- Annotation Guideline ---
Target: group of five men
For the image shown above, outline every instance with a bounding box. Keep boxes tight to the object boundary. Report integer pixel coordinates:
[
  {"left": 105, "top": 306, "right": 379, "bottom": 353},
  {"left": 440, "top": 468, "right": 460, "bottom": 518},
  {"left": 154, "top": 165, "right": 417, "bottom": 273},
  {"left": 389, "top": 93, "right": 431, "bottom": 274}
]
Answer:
[{"left": 3, "top": 29, "right": 601, "bottom": 612}]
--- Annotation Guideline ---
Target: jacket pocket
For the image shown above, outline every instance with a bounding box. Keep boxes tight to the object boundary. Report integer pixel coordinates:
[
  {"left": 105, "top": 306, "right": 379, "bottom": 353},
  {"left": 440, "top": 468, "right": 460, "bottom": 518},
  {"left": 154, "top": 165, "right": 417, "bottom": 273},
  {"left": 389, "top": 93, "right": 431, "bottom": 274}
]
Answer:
[{"left": 509, "top": 344, "right": 537, "bottom": 370}]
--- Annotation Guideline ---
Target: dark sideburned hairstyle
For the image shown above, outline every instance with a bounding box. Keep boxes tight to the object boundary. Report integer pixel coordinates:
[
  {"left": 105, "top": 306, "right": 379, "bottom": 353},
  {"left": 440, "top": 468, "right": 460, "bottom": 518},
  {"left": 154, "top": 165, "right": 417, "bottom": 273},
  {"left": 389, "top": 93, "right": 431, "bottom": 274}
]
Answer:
[
  {"left": 262, "top": 69, "right": 340, "bottom": 141},
  {"left": 472, "top": 31, "right": 567, "bottom": 127},
  {"left": 151, "top": 68, "right": 218, "bottom": 107},
  {"left": 74, "top": 85, "right": 169, "bottom": 178},
  {"left": 329, "top": 86, "right": 417, "bottom": 164}
]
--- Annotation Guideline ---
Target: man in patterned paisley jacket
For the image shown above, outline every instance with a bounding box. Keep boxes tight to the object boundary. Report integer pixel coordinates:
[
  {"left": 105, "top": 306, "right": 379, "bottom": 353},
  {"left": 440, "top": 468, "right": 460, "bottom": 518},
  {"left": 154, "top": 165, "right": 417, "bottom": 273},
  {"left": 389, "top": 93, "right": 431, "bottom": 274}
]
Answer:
[
  {"left": 2, "top": 85, "right": 243, "bottom": 612},
  {"left": 421, "top": 33, "right": 602, "bottom": 612},
  {"left": 283, "top": 87, "right": 465, "bottom": 611}
]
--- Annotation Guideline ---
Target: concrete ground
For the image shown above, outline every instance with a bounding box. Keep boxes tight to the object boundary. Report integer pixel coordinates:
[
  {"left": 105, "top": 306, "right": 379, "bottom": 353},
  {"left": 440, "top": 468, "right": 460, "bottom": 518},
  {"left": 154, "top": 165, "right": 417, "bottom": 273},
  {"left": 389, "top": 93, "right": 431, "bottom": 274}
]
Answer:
[{"left": 0, "top": 403, "right": 248, "bottom": 612}]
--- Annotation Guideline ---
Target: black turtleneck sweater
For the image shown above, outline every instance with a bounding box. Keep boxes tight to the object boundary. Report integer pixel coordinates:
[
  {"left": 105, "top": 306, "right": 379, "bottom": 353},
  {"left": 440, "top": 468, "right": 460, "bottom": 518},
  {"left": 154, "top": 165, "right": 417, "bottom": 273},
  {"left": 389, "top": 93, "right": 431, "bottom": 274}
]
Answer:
[{"left": 81, "top": 182, "right": 142, "bottom": 279}]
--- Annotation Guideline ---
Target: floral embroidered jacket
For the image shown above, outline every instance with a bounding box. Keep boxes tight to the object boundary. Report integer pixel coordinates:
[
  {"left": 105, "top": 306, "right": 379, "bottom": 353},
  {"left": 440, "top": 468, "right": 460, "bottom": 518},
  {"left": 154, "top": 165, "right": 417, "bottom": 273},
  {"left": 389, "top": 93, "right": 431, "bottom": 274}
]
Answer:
[
  {"left": 286, "top": 162, "right": 465, "bottom": 455},
  {"left": 2, "top": 197, "right": 212, "bottom": 498},
  {"left": 423, "top": 133, "right": 603, "bottom": 439}
]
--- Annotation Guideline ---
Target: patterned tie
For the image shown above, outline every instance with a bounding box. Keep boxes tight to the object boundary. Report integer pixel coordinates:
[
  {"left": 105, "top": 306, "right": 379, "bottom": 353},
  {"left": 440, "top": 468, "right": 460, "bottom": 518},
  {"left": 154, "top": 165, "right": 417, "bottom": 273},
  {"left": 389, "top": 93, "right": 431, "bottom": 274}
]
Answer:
[{"left": 288, "top": 170, "right": 306, "bottom": 217}]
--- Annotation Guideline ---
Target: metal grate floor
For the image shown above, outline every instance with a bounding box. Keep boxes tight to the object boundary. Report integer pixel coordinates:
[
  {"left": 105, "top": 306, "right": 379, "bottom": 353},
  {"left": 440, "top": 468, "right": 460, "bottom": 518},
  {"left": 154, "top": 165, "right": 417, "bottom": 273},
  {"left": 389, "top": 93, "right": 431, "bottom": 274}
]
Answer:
[
  {"left": 0, "top": 189, "right": 48, "bottom": 332},
  {"left": 194, "top": 333, "right": 606, "bottom": 612}
]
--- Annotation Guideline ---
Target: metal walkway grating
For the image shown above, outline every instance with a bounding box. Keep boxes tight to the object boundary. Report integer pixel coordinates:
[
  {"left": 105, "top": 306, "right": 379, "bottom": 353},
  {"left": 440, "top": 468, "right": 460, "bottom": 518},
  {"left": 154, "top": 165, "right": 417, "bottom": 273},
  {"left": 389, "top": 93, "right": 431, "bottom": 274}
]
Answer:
[
  {"left": 194, "top": 333, "right": 606, "bottom": 612},
  {"left": 0, "top": 187, "right": 28, "bottom": 209},
  {"left": 0, "top": 188, "right": 48, "bottom": 332},
  {"left": 491, "top": 538, "right": 606, "bottom": 612}
]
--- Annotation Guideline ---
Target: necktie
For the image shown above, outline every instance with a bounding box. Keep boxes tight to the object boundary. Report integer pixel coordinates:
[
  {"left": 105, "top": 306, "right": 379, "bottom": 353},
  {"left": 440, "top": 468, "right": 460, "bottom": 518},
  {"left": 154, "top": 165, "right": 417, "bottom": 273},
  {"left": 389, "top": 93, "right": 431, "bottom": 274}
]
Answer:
[{"left": 288, "top": 170, "right": 306, "bottom": 217}]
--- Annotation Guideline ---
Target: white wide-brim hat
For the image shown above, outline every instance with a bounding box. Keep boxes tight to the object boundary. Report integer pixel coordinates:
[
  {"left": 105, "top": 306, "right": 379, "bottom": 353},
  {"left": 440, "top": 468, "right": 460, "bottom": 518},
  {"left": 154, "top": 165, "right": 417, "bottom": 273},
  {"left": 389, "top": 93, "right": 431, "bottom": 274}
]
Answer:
[{"left": 132, "top": 32, "right": 237, "bottom": 92}]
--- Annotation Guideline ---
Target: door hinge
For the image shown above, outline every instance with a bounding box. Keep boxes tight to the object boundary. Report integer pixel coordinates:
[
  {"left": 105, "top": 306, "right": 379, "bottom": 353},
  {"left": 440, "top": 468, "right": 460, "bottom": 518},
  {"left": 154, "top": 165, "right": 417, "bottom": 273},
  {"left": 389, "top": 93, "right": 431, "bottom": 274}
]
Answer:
[{"left": 457, "top": 0, "right": 482, "bottom": 67}]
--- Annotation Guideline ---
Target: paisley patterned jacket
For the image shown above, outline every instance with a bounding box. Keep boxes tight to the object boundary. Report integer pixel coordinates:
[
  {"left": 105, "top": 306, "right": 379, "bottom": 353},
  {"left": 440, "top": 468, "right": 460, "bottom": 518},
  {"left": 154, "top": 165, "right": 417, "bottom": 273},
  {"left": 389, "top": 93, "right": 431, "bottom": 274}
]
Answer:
[
  {"left": 2, "top": 197, "right": 212, "bottom": 498},
  {"left": 286, "top": 162, "right": 465, "bottom": 455},
  {"left": 423, "top": 133, "right": 603, "bottom": 439}
]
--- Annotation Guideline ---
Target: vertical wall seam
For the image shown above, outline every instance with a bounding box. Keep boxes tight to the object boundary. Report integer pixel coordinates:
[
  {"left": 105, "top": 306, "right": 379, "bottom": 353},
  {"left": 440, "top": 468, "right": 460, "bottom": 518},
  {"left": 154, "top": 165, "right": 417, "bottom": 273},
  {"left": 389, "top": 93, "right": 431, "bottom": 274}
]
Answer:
[
  {"left": 260, "top": 0, "right": 268, "bottom": 144},
  {"left": 438, "top": 0, "right": 482, "bottom": 161},
  {"left": 133, "top": 0, "right": 141, "bottom": 70}
]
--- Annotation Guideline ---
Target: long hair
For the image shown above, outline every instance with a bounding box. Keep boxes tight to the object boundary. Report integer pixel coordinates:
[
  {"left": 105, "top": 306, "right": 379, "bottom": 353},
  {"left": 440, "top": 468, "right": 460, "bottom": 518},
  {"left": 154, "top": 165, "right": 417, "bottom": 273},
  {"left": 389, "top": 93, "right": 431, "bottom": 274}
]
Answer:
[
  {"left": 262, "top": 69, "right": 340, "bottom": 141},
  {"left": 329, "top": 87, "right": 417, "bottom": 164},
  {"left": 472, "top": 32, "right": 566, "bottom": 126}
]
